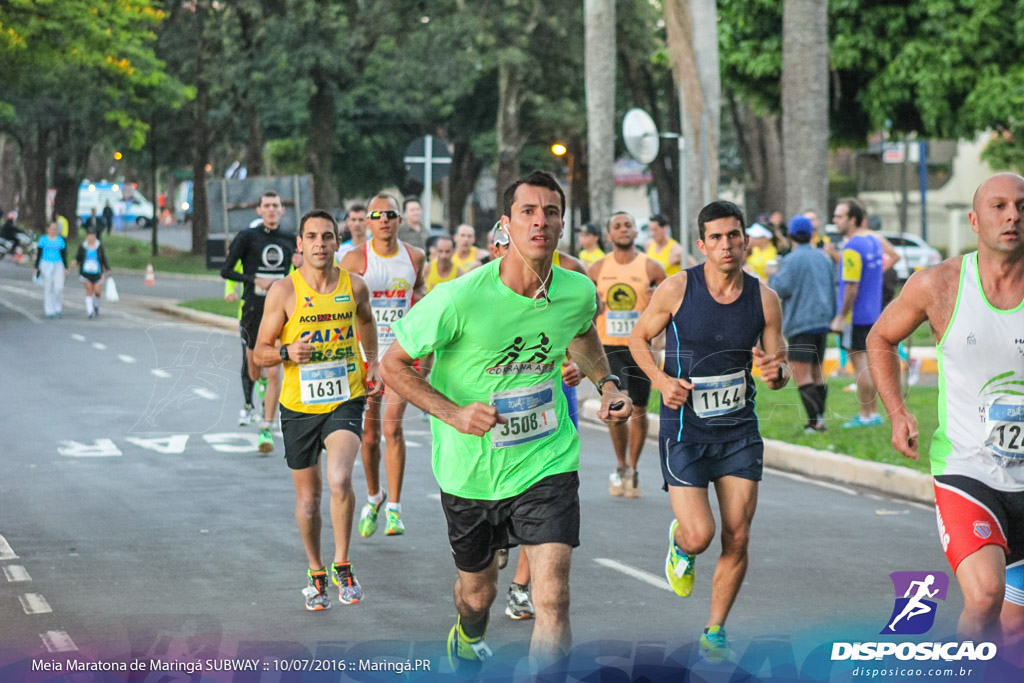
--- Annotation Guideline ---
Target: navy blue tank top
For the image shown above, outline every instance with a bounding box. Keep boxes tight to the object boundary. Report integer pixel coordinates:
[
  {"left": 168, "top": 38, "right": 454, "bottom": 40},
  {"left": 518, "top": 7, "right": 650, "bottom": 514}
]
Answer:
[{"left": 661, "top": 265, "right": 765, "bottom": 443}]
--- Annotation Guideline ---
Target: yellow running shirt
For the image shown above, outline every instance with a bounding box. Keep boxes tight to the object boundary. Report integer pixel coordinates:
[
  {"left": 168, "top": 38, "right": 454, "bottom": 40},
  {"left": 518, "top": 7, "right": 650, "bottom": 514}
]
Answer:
[
  {"left": 425, "top": 260, "right": 459, "bottom": 292},
  {"left": 451, "top": 249, "right": 479, "bottom": 272},
  {"left": 579, "top": 247, "right": 605, "bottom": 269},
  {"left": 646, "top": 238, "right": 681, "bottom": 276},
  {"left": 279, "top": 269, "right": 366, "bottom": 413}
]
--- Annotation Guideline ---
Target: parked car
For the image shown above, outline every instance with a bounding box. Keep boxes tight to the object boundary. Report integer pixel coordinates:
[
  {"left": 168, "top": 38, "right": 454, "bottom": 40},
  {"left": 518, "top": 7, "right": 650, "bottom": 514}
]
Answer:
[{"left": 880, "top": 231, "right": 942, "bottom": 281}]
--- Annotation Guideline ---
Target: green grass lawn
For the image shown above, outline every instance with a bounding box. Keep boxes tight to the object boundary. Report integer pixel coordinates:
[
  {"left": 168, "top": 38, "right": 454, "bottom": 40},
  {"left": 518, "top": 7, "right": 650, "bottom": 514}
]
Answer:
[
  {"left": 649, "top": 377, "right": 936, "bottom": 474},
  {"left": 69, "top": 233, "right": 209, "bottom": 274},
  {"left": 178, "top": 297, "right": 239, "bottom": 318}
]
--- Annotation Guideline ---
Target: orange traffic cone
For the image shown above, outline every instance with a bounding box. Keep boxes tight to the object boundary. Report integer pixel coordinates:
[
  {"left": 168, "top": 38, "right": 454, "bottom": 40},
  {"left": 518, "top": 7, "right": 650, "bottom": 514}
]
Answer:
[{"left": 145, "top": 263, "right": 156, "bottom": 286}]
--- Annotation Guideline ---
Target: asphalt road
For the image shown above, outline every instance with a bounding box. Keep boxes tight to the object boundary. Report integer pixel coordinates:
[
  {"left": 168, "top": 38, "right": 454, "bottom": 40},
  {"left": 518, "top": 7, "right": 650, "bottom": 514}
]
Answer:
[{"left": 1, "top": 265, "right": 1006, "bottom": 682}]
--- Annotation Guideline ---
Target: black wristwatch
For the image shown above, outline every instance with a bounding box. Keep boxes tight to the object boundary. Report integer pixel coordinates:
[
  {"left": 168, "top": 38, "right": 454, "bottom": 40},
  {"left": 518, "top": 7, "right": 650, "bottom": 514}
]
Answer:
[
  {"left": 279, "top": 344, "right": 290, "bottom": 361},
  {"left": 596, "top": 374, "right": 621, "bottom": 395}
]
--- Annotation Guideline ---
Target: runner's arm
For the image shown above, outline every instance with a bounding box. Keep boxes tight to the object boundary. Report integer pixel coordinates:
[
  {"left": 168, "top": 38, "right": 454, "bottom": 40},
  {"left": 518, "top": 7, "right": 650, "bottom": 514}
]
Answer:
[
  {"left": 351, "top": 273, "right": 382, "bottom": 396},
  {"left": 567, "top": 322, "right": 631, "bottom": 422},
  {"left": 648, "top": 258, "right": 667, "bottom": 287},
  {"left": 220, "top": 232, "right": 249, "bottom": 283},
  {"left": 754, "top": 286, "right": 789, "bottom": 390},
  {"left": 252, "top": 279, "right": 292, "bottom": 367},
  {"left": 629, "top": 275, "right": 693, "bottom": 410},
  {"left": 409, "top": 246, "right": 427, "bottom": 303},
  {"left": 380, "top": 341, "right": 503, "bottom": 436},
  {"left": 867, "top": 270, "right": 932, "bottom": 460}
]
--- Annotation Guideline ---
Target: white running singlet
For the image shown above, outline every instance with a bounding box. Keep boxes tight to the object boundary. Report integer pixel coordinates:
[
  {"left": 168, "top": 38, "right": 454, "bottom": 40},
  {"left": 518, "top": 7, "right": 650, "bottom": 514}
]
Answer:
[
  {"left": 932, "top": 252, "right": 1024, "bottom": 490},
  {"left": 362, "top": 239, "right": 418, "bottom": 354}
]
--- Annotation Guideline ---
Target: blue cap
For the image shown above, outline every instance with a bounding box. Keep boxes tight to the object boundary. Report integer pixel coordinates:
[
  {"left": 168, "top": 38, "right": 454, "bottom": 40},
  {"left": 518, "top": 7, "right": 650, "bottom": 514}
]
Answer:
[{"left": 788, "top": 215, "right": 813, "bottom": 237}]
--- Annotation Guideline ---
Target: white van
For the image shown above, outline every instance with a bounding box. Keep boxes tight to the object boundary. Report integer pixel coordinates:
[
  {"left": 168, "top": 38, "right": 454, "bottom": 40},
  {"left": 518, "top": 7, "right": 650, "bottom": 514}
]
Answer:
[{"left": 77, "top": 181, "right": 155, "bottom": 228}]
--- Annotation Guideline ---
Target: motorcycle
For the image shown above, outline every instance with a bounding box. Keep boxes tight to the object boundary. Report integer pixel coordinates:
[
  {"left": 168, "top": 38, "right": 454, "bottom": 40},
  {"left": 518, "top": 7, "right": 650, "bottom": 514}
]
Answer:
[{"left": 0, "top": 223, "right": 38, "bottom": 262}]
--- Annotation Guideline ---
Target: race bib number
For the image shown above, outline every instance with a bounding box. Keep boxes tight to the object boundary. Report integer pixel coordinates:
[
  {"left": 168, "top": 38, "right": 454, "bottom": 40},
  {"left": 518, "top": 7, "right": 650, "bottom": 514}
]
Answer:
[
  {"left": 490, "top": 380, "right": 558, "bottom": 449},
  {"left": 605, "top": 310, "right": 638, "bottom": 337},
  {"left": 254, "top": 272, "right": 285, "bottom": 296},
  {"left": 83, "top": 258, "right": 100, "bottom": 274},
  {"left": 372, "top": 297, "right": 408, "bottom": 349},
  {"left": 299, "top": 361, "right": 350, "bottom": 405},
  {"left": 984, "top": 397, "right": 1024, "bottom": 467},
  {"left": 691, "top": 369, "right": 746, "bottom": 418}
]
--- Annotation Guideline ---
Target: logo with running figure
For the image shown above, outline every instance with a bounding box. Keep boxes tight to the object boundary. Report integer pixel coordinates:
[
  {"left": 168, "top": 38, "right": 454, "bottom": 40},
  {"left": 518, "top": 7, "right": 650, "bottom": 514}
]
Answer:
[{"left": 881, "top": 571, "right": 949, "bottom": 635}]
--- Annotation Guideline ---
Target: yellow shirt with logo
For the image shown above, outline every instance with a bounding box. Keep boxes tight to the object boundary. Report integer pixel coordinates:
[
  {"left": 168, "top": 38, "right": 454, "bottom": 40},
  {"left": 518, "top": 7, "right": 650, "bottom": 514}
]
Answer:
[
  {"left": 425, "top": 260, "right": 459, "bottom": 292},
  {"left": 595, "top": 253, "right": 652, "bottom": 346},
  {"left": 646, "top": 238, "right": 681, "bottom": 276},
  {"left": 579, "top": 247, "right": 605, "bottom": 269},
  {"left": 279, "top": 269, "right": 366, "bottom": 413},
  {"left": 746, "top": 244, "right": 778, "bottom": 281}
]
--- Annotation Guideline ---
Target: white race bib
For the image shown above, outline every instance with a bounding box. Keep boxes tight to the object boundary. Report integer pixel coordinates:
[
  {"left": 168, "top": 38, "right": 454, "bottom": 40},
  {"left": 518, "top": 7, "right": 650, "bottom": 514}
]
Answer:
[
  {"left": 691, "top": 370, "right": 746, "bottom": 418},
  {"left": 605, "top": 310, "right": 638, "bottom": 337},
  {"left": 372, "top": 296, "right": 408, "bottom": 349},
  {"left": 83, "top": 258, "right": 100, "bottom": 274},
  {"left": 254, "top": 272, "right": 285, "bottom": 296},
  {"left": 490, "top": 380, "right": 558, "bottom": 449},
  {"left": 299, "top": 361, "right": 350, "bottom": 405},
  {"left": 984, "top": 397, "right": 1024, "bottom": 467}
]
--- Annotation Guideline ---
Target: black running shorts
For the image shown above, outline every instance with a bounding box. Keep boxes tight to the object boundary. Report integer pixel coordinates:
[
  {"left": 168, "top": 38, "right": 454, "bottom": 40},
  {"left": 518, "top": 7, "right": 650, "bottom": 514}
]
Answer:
[
  {"left": 660, "top": 434, "right": 764, "bottom": 488},
  {"left": 440, "top": 471, "right": 580, "bottom": 573},
  {"left": 239, "top": 309, "right": 263, "bottom": 350},
  {"left": 841, "top": 323, "right": 873, "bottom": 353},
  {"left": 280, "top": 397, "right": 366, "bottom": 470},
  {"left": 603, "top": 344, "right": 652, "bottom": 409},
  {"left": 787, "top": 330, "right": 828, "bottom": 364}
]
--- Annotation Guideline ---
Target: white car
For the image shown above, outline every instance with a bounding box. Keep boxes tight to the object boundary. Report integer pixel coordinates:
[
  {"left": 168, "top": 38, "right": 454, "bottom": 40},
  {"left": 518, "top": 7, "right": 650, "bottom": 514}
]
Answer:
[{"left": 880, "top": 232, "right": 942, "bottom": 281}]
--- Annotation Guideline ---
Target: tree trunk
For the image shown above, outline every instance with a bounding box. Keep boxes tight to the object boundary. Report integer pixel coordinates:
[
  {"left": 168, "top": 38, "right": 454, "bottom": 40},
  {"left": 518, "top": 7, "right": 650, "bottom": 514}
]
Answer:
[
  {"left": 23, "top": 123, "right": 50, "bottom": 233},
  {"left": 663, "top": 0, "right": 720, "bottom": 253},
  {"left": 496, "top": 61, "right": 524, "bottom": 214},
  {"left": 190, "top": 0, "right": 211, "bottom": 257},
  {"left": 585, "top": 0, "right": 615, "bottom": 228},
  {"left": 0, "top": 134, "right": 17, "bottom": 212},
  {"left": 731, "top": 98, "right": 785, "bottom": 220},
  {"left": 447, "top": 139, "right": 483, "bottom": 231},
  {"left": 308, "top": 65, "right": 337, "bottom": 211},
  {"left": 236, "top": 5, "right": 264, "bottom": 177},
  {"left": 782, "top": 0, "right": 828, "bottom": 220},
  {"left": 52, "top": 120, "right": 84, "bottom": 240}
]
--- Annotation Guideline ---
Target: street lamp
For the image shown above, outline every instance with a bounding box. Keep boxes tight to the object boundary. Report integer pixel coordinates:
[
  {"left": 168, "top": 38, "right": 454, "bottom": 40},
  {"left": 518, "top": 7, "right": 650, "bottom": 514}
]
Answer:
[{"left": 550, "top": 142, "right": 576, "bottom": 253}]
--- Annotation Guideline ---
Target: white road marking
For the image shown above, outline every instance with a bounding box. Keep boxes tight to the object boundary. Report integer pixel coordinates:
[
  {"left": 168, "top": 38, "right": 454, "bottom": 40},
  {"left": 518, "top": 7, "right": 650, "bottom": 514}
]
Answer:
[
  {"left": 91, "top": 342, "right": 107, "bottom": 350},
  {"left": 3, "top": 565, "right": 31, "bottom": 582},
  {"left": 192, "top": 387, "right": 219, "bottom": 400},
  {"left": 766, "top": 468, "right": 858, "bottom": 496},
  {"left": 0, "top": 534, "right": 20, "bottom": 560},
  {"left": 150, "top": 368, "right": 172, "bottom": 378},
  {"left": 57, "top": 439, "right": 123, "bottom": 457},
  {"left": 71, "top": 334, "right": 86, "bottom": 341},
  {"left": 202, "top": 433, "right": 260, "bottom": 453},
  {"left": 118, "top": 354, "right": 137, "bottom": 364},
  {"left": 406, "top": 440, "right": 423, "bottom": 448},
  {"left": 19, "top": 592, "right": 53, "bottom": 614},
  {"left": 0, "top": 296, "right": 42, "bottom": 322},
  {"left": 594, "top": 558, "right": 672, "bottom": 592},
  {"left": 41, "top": 631, "right": 78, "bottom": 653},
  {"left": 125, "top": 435, "right": 189, "bottom": 454}
]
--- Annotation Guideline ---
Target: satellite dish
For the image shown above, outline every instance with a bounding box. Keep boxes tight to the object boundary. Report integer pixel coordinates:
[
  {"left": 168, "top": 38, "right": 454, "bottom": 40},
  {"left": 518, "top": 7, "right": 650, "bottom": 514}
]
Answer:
[{"left": 623, "top": 108, "right": 660, "bottom": 164}]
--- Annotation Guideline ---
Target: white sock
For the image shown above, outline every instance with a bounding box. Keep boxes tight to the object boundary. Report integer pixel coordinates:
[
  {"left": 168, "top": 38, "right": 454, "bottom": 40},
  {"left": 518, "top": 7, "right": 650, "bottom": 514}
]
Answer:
[
  {"left": 85, "top": 297, "right": 94, "bottom": 315},
  {"left": 386, "top": 502, "right": 401, "bottom": 514},
  {"left": 367, "top": 491, "right": 384, "bottom": 506}
]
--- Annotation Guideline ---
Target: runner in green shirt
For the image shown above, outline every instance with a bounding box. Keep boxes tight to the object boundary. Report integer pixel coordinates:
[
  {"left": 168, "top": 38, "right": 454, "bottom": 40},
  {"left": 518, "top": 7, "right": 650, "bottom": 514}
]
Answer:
[{"left": 383, "top": 171, "right": 631, "bottom": 670}]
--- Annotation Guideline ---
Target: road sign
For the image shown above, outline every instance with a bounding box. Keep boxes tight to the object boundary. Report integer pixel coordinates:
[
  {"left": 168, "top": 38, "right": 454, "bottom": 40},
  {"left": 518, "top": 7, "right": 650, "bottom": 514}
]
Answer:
[{"left": 404, "top": 135, "right": 451, "bottom": 231}]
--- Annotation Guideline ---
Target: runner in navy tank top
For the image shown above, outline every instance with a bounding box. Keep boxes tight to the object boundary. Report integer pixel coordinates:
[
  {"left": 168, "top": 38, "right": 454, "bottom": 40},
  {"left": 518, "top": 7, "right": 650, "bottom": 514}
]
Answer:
[{"left": 628, "top": 200, "right": 790, "bottom": 663}]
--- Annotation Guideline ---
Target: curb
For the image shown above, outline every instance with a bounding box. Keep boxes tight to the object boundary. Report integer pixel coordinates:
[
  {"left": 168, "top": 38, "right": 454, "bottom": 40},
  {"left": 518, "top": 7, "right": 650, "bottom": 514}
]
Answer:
[
  {"left": 144, "top": 301, "right": 239, "bottom": 331},
  {"left": 580, "top": 399, "right": 934, "bottom": 505}
]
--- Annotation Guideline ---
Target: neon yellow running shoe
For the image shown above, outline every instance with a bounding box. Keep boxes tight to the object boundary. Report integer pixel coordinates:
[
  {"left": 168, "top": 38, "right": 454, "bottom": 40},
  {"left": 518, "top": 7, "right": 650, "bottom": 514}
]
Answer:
[
  {"left": 358, "top": 491, "right": 387, "bottom": 538},
  {"left": 446, "top": 617, "right": 492, "bottom": 669},
  {"left": 384, "top": 509, "right": 405, "bottom": 536},
  {"left": 699, "top": 625, "right": 735, "bottom": 663},
  {"left": 665, "top": 520, "right": 695, "bottom": 597}
]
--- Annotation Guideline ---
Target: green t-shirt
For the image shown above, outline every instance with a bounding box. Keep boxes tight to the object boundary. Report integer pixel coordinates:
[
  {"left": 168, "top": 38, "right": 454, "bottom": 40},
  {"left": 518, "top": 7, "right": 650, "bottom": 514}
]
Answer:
[{"left": 392, "top": 258, "right": 597, "bottom": 499}]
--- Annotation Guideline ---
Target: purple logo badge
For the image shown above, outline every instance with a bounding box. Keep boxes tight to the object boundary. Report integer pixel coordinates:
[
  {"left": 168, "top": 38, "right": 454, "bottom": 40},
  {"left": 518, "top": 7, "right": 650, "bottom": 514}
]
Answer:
[{"left": 881, "top": 571, "right": 949, "bottom": 635}]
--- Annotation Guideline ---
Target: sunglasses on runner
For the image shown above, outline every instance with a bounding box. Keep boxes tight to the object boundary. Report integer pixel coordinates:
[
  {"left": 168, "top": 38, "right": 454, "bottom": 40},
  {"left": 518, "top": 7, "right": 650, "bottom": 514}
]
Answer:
[{"left": 367, "top": 210, "right": 400, "bottom": 221}]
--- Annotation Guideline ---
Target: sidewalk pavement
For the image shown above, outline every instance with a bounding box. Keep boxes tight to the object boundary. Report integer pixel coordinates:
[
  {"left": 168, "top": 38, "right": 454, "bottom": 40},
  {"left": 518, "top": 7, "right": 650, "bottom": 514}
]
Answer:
[{"left": 144, "top": 300, "right": 936, "bottom": 507}]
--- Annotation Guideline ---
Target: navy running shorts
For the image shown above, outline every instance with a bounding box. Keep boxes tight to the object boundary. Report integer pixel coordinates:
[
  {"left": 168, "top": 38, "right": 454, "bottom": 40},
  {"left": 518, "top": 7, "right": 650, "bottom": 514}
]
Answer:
[
  {"left": 439, "top": 471, "right": 580, "bottom": 573},
  {"left": 660, "top": 434, "right": 764, "bottom": 488}
]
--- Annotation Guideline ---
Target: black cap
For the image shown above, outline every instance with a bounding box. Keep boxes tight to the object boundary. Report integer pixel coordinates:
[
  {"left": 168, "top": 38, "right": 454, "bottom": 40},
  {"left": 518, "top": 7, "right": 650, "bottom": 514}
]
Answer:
[{"left": 578, "top": 223, "right": 601, "bottom": 236}]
